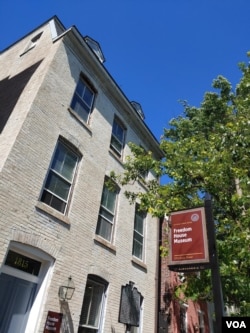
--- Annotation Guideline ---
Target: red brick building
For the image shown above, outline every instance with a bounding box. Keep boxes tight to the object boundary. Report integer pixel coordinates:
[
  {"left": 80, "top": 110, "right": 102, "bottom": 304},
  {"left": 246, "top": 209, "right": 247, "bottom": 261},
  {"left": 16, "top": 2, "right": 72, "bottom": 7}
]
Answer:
[{"left": 159, "top": 218, "right": 214, "bottom": 333}]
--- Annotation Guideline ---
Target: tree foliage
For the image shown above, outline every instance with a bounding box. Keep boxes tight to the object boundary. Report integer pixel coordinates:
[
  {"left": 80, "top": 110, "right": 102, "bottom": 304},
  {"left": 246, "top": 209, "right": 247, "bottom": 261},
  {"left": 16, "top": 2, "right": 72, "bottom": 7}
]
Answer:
[{"left": 112, "top": 58, "right": 250, "bottom": 315}]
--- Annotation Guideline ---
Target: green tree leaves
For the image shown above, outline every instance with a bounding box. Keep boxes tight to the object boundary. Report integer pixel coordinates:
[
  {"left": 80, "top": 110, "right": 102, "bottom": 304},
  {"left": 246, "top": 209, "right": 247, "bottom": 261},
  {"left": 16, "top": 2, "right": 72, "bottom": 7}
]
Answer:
[{"left": 113, "top": 58, "right": 250, "bottom": 314}]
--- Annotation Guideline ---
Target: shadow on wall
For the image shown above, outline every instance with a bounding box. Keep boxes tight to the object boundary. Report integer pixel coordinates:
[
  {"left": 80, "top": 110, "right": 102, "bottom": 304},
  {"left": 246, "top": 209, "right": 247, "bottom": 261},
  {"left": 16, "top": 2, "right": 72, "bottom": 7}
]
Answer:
[
  {"left": 0, "top": 59, "right": 43, "bottom": 133},
  {"left": 60, "top": 301, "right": 75, "bottom": 333}
]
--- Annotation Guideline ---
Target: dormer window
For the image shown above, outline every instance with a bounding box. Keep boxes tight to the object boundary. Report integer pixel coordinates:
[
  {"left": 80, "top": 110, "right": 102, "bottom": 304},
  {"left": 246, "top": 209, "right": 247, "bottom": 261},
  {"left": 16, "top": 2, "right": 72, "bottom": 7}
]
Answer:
[
  {"left": 84, "top": 36, "right": 105, "bottom": 63},
  {"left": 131, "top": 101, "right": 145, "bottom": 121}
]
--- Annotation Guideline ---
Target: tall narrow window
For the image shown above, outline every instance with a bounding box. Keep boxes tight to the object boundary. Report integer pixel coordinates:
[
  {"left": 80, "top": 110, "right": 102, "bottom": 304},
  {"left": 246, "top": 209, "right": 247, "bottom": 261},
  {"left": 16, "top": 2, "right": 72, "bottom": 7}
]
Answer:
[
  {"left": 70, "top": 77, "right": 95, "bottom": 123},
  {"left": 96, "top": 180, "right": 118, "bottom": 242},
  {"left": 78, "top": 276, "right": 107, "bottom": 333},
  {"left": 110, "top": 117, "right": 126, "bottom": 157},
  {"left": 40, "top": 141, "right": 79, "bottom": 214},
  {"left": 132, "top": 205, "right": 146, "bottom": 260}
]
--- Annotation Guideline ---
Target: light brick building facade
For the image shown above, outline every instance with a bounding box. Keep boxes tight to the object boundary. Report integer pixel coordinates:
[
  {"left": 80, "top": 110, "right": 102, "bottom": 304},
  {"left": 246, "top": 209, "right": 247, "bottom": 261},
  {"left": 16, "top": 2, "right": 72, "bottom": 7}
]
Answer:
[{"left": 0, "top": 16, "right": 163, "bottom": 333}]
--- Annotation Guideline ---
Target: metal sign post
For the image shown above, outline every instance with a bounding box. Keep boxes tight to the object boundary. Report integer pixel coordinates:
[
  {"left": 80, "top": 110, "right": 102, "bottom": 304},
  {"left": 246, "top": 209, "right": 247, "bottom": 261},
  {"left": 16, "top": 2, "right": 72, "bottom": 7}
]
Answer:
[{"left": 205, "top": 194, "right": 224, "bottom": 333}]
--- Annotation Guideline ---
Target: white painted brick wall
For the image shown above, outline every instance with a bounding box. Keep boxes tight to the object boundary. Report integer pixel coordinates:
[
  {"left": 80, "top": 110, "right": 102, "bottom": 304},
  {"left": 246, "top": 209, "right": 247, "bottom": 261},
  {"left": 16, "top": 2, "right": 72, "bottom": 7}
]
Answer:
[{"left": 0, "top": 18, "right": 160, "bottom": 333}]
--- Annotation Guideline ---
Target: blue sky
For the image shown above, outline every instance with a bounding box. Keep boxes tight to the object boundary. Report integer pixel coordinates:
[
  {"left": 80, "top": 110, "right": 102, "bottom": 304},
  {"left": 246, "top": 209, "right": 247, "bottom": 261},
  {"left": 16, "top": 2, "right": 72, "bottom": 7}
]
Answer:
[{"left": 1, "top": 0, "right": 250, "bottom": 140}]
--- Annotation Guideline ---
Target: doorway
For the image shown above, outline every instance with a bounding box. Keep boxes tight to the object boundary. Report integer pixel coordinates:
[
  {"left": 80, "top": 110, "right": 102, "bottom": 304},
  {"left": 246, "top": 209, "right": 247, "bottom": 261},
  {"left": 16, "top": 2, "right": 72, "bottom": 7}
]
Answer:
[
  {"left": 0, "top": 274, "right": 37, "bottom": 332},
  {"left": 0, "top": 242, "right": 54, "bottom": 333}
]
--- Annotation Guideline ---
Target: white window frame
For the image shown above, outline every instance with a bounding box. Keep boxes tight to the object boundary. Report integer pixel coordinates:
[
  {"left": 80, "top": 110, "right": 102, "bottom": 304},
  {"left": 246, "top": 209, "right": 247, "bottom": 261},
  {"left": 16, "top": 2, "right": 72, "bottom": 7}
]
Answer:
[
  {"left": 110, "top": 117, "right": 126, "bottom": 157},
  {"left": 40, "top": 140, "right": 79, "bottom": 214},
  {"left": 132, "top": 204, "right": 146, "bottom": 261},
  {"left": 70, "top": 77, "right": 95, "bottom": 124},
  {"left": 78, "top": 276, "right": 108, "bottom": 333},
  {"left": 96, "top": 179, "right": 118, "bottom": 242}
]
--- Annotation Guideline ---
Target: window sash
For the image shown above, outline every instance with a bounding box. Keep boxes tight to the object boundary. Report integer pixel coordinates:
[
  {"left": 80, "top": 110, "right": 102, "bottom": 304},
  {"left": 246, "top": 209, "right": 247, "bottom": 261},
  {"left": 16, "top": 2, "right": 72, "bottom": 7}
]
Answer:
[
  {"left": 101, "top": 187, "right": 116, "bottom": 213},
  {"left": 133, "top": 233, "right": 143, "bottom": 260},
  {"left": 110, "top": 119, "right": 125, "bottom": 155},
  {"left": 44, "top": 171, "right": 71, "bottom": 201},
  {"left": 79, "top": 280, "right": 105, "bottom": 332},
  {"left": 110, "top": 135, "right": 123, "bottom": 155},
  {"left": 71, "top": 79, "right": 94, "bottom": 123},
  {"left": 41, "top": 142, "right": 78, "bottom": 214},
  {"left": 99, "top": 207, "right": 114, "bottom": 224},
  {"left": 133, "top": 206, "right": 145, "bottom": 259},
  {"left": 96, "top": 183, "right": 117, "bottom": 241}
]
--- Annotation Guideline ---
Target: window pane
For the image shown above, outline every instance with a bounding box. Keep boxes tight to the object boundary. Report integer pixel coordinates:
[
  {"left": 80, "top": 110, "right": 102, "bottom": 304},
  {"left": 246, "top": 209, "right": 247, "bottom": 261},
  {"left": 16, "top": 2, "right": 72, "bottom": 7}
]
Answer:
[
  {"left": 40, "top": 141, "right": 78, "bottom": 213},
  {"left": 71, "top": 79, "right": 94, "bottom": 123},
  {"left": 134, "top": 215, "right": 144, "bottom": 235},
  {"left": 41, "top": 191, "right": 66, "bottom": 213},
  {"left": 110, "top": 118, "right": 125, "bottom": 156},
  {"left": 71, "top": 95, "right": 90, "bottom": 122},
  {"left": 88, "top": 284, "right": 104, "bottom": 326},
  {"left": 51, "top": 143, "right": 78, "bottom": 182},
  {"left": 51, "top": 144, "right": 65, "bottom": 174},
  {"left": 134, "top": 231, "right": 143, "bottom": 243},
  {"left": 101, "top": 186, "right": 116, "bottom": 213},
  {"left": 111, "top": 135, "right": 122, "bottom": 154},
  {"left": 44, "top": 172, "right": 70, "bottom": 200},
  {"left": 133, "top": 231, "right": 143, "bottom": 259},
  {"left": 80, "top": 286, "right": 91, "bottom": 325},
  {"left": 96, "top": 216, "right": 112, "bottom": 241},
  {"left": 76, "top": 80, "right": 85, "bottom": 97},
  {"left": 84, "top": 86, "right": 94, "bottom": 107},
  {"left": 133, "top": 206, "right": 145, "bottom": 259},
  {"left": 79, "top": 279, "right": 105, "bottom": 330},
  {"left": 99, "top": 207, "right": 114, "bottom": 223},
  {"left": 62, "top": 151, "right": 78, "bottom": 181},
  {"left": 133, "top": 240, "right": 143, "bottom": 259},
  {"left": 112, "top": 121, "right": 124, "bottom": 142},
  {"left": 96, "top": 182, "right": 117, "bottom": 241}
]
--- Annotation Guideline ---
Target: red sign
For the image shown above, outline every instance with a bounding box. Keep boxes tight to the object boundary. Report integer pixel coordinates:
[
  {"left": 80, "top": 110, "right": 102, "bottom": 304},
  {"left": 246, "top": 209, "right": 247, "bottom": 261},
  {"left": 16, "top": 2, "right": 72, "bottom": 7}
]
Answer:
[
  {"left": 44, "top": 311, "right": 63, "bottom": 333},
  {"left": 169, "top": 207, "right": 209, "bottom": 266}
]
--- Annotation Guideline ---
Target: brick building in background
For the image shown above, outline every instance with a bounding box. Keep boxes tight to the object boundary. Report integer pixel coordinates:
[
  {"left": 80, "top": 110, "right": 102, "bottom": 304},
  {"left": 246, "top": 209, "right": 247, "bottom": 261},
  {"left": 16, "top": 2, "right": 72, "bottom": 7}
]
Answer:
[
  {"left": 159, "top": 218, "right": 214, "bottom": 333},
  {"left": 0, "top": 16, "right": 164, "bottom": 333}
]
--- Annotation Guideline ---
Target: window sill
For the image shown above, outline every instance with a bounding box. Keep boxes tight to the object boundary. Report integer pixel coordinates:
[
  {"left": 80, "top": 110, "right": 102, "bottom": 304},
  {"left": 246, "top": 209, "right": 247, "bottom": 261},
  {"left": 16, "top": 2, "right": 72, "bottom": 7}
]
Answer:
[
  {"left": 35, "top": 201, "right": 70, "bottom": 225},
  {"left": 68, "top": 107, "right": 92, "bottom": 135},
  {"left": 94, "top": 235, "right": 117, "bottom": 254},
  {"left": 131, "top": 257, "right": 147, "bottom": 271},
  {"left": 108, "top": 149, "right": 124, "bottom": 166}
]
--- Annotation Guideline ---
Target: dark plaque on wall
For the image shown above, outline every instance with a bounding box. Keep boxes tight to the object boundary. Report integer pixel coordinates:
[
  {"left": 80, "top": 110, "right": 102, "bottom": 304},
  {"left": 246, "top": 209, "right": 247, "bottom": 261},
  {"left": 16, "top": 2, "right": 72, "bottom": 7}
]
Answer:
[{"left": 118, "top": 281, "right": 143, "bottom": 327}]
